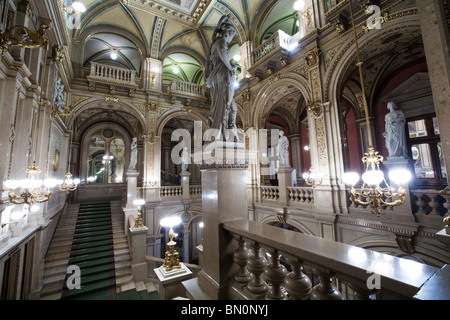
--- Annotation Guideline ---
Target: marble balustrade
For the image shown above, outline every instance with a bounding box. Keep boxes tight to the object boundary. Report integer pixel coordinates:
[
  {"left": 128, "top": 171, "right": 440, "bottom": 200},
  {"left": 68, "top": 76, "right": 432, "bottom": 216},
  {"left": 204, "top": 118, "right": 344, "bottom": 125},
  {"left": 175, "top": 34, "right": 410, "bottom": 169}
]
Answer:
[{"left": 223, "top": 219, "right": 439, "bottom": 300}]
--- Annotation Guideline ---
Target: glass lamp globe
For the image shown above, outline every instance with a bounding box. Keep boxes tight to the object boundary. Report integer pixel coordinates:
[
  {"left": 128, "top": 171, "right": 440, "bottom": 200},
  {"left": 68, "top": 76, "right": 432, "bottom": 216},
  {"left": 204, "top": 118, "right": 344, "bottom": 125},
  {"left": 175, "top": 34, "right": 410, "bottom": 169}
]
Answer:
[
  {"left": 389, "top": 169, "right": 412, "bottom": 186},
  {"left": 343, "top": 172, "right": 360, "bottom": 186},
  {"left": 362, "top": 170, "right": 385, "bottom": 186},
  {"left": 160, "top": 216, "right": 182, "bottom": 228}
]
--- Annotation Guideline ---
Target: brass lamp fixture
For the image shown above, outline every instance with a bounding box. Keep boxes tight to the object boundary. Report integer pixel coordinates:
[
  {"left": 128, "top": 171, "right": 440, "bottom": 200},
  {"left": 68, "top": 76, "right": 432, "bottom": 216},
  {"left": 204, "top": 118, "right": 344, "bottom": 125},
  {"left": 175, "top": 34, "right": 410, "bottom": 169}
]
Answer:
[
  {"left": 342, "top": 0, "right": 411, "bottom": 217},
  {"left": 59, "top": 131, "right": 80, "bottom": 193},
  {"left": 160, "top": 216, "right": 182, "bottom": 272},
  {"left": 133, "top": 199, "right": 145, "bottom": 228},
  {"left": 2, "top": 22, "right": 59, "bottom": 206},
  {"left": 303, "top": 167, "right": 323, "bottom": 187}
]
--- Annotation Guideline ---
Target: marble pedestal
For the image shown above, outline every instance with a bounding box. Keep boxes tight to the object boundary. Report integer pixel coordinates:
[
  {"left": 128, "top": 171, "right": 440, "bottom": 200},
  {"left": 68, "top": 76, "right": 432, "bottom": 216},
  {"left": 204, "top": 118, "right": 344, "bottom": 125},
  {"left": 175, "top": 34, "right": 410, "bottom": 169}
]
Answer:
[
  {"left": 129, "top": 226, "right": 149, "bottom": 282},
  {"left": 383, "top": 158, "right": 415, "bottom": 222},
  {"left": 123, "top": 171, "right": 140, "bottom": 234},
  {"left": 186, "top": 141, "right": 253, "bottom": 299},
  {"left": 154, "top": 263, "right": 192, "bottom": 300},
  {"left": 277, "top": 166, "right": 293, "bottom": 205}
]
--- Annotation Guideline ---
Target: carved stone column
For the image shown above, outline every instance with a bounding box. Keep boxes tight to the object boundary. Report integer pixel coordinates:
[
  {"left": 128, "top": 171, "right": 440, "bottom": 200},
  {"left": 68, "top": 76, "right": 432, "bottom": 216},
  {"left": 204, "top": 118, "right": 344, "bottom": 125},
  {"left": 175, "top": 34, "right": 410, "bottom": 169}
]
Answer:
[{"left": 416, "top": 0, "right": 450, "bottom": 185}]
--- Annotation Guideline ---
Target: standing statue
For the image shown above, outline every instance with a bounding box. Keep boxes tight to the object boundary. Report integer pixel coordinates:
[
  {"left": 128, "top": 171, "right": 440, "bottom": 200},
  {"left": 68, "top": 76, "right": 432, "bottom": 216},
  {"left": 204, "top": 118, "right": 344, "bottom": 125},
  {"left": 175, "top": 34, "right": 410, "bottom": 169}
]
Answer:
[
  {"left": 181, "top": 146, "right": 189, "bottom": 172},
  {"left": 204, "top": 15, "right": 239, "bottom": 142},
  {"left": 128, "top": 137, "right": 138, "bottom": 171},
  {"left": 383, "top": 102, "right": 408, "bottom": 159},
  {"left": 53, "top": 78, "right": 67, "bottom": 112},
  {"left": 278, "top": 131, "right": 290, "bottom": 167}
]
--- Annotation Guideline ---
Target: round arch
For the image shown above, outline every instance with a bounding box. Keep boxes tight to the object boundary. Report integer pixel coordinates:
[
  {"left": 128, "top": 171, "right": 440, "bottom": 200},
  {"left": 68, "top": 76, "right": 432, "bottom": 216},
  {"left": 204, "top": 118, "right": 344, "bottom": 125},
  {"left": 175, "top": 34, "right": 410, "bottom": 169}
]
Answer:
[
  {"left": 156, "top": 110, "right": 208, "bottom": 138},
  {"left": 259, "top": 215, "right": 316, "bottom": 236},
  {"left": 325, "top": 12, "right": 422, "bottom": 117},
  {"left": 252, "top": 73, "right": 312, "bottom": 130},
  {"left": 67, "top": 97, "right": 147, "bottom": 135}
]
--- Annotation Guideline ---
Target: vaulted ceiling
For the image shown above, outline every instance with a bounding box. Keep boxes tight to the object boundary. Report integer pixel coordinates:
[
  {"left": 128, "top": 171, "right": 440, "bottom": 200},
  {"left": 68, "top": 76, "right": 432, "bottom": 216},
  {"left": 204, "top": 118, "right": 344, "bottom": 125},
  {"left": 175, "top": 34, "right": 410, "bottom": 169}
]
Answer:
[{"left": 67, "top": 0, "right": 299, "bottom": 83}]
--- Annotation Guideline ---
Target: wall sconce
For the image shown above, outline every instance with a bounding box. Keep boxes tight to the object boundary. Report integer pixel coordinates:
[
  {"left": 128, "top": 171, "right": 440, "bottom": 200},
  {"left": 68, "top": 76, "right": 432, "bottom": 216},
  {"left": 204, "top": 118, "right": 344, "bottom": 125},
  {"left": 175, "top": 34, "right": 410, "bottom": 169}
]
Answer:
[
  {"left": 160, "top": 216, "right": 182, "bottom": 272},
  {"left": 147, "top": 176, "right": 158, "bottom": 187},
  {"left": 302, "top": 167, "right": 322, "bottom": 187}
]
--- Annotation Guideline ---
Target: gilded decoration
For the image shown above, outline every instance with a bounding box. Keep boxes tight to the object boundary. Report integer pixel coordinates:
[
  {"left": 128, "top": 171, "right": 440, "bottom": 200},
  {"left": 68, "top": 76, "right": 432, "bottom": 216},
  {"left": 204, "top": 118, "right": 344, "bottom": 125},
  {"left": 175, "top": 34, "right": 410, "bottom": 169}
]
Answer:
[{"left": 314, "top": 118, "right": 328, "bottom": 170}]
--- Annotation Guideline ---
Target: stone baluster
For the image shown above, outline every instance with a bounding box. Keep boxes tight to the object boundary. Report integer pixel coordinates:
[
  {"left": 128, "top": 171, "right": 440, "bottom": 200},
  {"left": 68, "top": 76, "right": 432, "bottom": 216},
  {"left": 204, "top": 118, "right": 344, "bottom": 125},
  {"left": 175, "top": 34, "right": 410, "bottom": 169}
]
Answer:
[
  {"left": 442, "top": 193, "right": 450, "bottom": 215},
  {"left": 246, "top": 242, "right": 268, "bottom": 296},
  {"left": 263, "top": 250, "right": 288, "bottom": 300},
  {"left": 311, "top": 267, "right": 343, "bottom": 300},
  {"left": 347, "top": 282, "right": 374, "bottom": 300},
  {"left": 415, "top": 193, "right": 427, "bottom": 215},
  {"left": 283, "top": 255, "right": 312, "bottom": 300},
  {"left": 429, "top": 193, "right": 441, "bottom": 216},
  {"left": 232, "top": 235, "right": 251, "bottom": 284}
]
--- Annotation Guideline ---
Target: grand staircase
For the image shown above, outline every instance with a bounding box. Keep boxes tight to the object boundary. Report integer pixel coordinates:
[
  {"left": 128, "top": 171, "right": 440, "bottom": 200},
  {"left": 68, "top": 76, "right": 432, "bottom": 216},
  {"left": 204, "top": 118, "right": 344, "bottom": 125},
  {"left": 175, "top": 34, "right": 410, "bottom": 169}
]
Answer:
[{"left": 40, "top": 199, "right": 158, "bottom": 300}]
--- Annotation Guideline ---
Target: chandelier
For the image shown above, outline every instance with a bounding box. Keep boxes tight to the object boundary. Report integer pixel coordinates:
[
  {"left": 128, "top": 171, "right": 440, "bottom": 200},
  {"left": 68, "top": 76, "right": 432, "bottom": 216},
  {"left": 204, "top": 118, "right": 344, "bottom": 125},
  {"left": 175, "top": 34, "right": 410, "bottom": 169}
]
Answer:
[
  {"left": 4, "top": 162, "right": 59, "bottom": 205},
  {"left": 59, "top": 130, "right": 80, "bottom": 193},
  {"left": 342, "top": 0, "right": 411, "bottom": 217}
]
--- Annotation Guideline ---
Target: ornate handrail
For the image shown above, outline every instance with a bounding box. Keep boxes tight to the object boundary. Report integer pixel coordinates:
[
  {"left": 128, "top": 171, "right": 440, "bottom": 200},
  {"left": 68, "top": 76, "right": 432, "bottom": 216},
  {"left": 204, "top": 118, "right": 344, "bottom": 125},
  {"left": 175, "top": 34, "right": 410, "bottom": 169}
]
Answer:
[
  {"left": 160, "top": 186, "right": 183, "bottom": 198},
  {"left": 87, "top": 62, "right": 137, "bottom": 86},
  {"left": 260, "top": 186, "right": 279, "bottom": 201},
  {"left": 223, "top": 219, "right": 439, "bottom": 300},
  {"left": 251, "top": 30, "right": 293, "bottom": 66},
  {"left": 288, "top": 187, "right": 314, "bottom": 204},
  {"left": 169, "top": 79, "right": 205, "bottom": 97}
]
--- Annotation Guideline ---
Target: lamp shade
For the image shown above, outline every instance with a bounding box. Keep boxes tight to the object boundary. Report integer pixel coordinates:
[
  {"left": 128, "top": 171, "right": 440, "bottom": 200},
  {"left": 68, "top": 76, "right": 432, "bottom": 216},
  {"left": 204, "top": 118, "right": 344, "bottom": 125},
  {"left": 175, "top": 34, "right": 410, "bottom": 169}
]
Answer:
[
  {"left": 133, "top": 199, "right": 145, "bottom": 206},
  {"left": 389, "top": 169, "right": 412, "bottom": 185},
  {"left": 362, "top": 170, "right": 385, "bottom": 186},
  {"left": 160, "top": 216, "right": 182, "bottom": 228},
  {"left": 343, "top": 172, "right": 360, "bottom": 186}
]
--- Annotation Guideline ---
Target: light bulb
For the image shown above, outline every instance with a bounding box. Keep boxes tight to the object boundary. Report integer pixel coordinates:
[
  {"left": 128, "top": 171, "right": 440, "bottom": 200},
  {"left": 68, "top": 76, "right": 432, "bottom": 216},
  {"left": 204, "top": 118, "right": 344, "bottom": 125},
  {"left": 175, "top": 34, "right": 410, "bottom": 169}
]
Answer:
[
  {"left": 160, "top": 216, "right": 182, "bottom": 227},
  {"left": 4, "top": 180, "right": 19, "bottom": 190},
  {"left": 343, "top": 172, "right": 360, "bottom": 186},
  {"left": 293, "top": 0, "right": 305, "bottom": 11},
  {"left": 30, "top": 204, "right": 40, "bottom": 213},
  {"left": 73, "top": 178, "right": 81, "bottom": 185},
  {"left": 362, "top": 170, "right": 384, "bottom": 186},
  {"left": 110, "top": 52, "right": 118, "bottom": 60},
  {"left": 173, "top": 67, "right": 179, "bottom": 74},
  {"left": 72, "top": 2, "right": 86, "bottom": 13},
  {"left": 389, "top": 169, "right": 412, "bottom": 186},
  {"left": 133, "top": 199, "right": 145, "bottom": 206}
]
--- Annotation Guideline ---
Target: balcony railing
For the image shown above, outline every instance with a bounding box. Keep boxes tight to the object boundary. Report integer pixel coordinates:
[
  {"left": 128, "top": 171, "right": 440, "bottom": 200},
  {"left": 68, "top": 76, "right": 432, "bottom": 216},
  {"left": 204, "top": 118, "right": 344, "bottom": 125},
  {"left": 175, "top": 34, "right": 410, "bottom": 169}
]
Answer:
[
  {"left": 87, "top": 62, "right": 137, "bottom": 87},
  {"left": 223, "top": 219, "right": 439, "bottom": 300},
  {"left": 160, "top": 186, "right": 183, "bottom": 199},
  {"left": 169, "top": 79, "right": 205, "bottom": 98},
  {"left": 251, "top": 30, "right": 294, "bottom": 66},
  {"left": 324, "top": 0, "right": 348, "bottom": 13}
]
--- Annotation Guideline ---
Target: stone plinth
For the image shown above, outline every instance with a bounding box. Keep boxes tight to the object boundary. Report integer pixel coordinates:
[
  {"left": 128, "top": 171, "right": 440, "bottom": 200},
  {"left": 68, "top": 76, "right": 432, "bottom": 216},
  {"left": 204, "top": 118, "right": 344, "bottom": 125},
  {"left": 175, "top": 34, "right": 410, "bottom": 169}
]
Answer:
[
  {"left": 154, "top": 263, "right": 192, "bottom": 300},
  {"left": 180, "top": 171, "right": 191, "bottom": 201},
  {"left": 187, "top": 141, "right": 254, "bottom": 299},
  {"left": 129, "top": 226, "right": 149, "bottom": 282},
  {"left": 277, "top": 166, "right": 293, "bottom": 205}
]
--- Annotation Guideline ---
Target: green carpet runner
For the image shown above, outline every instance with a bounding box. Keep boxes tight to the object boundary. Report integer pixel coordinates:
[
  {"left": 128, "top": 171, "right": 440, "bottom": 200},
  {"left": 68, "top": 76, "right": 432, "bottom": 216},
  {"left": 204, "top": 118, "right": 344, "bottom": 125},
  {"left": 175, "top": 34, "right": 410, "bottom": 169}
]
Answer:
[{"left": 61, "top": 200, "right": 117, "bottom": 300}]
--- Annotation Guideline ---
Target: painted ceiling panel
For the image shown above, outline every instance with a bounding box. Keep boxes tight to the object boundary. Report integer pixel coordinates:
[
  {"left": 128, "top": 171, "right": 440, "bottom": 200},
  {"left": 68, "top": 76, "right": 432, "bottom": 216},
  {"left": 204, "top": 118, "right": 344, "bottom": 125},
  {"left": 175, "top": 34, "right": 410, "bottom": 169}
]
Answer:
[
  {"left": 127, "top": 7, "right": 157, "bottom": 43},
  {"left": 69, "top": 0, "right": 304, "bottom": 84},
  {"left": 87, "top": 6, "right": 141, "bottom": 37}
]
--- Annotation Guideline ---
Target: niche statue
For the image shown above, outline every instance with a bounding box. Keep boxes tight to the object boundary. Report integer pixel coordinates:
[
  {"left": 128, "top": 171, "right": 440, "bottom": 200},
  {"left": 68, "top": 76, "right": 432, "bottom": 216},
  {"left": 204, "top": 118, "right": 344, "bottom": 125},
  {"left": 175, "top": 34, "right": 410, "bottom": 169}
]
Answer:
[
  {"left": 383, "top": 102, "right": 408, "bottom": 159},
  {"left": 128, "top": 137, "right": 138, "bottom": 171},
  {"left": 204, "top": 15, "right": 239, "bottom": 142}
]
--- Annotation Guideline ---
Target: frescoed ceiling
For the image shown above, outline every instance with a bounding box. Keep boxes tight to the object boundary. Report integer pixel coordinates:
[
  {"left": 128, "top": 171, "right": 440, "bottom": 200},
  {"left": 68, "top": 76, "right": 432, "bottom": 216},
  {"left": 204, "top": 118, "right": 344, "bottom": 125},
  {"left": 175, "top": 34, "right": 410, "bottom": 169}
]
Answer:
[{"left": 67, "top": 0, "right": 300, "bottom": 83}]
